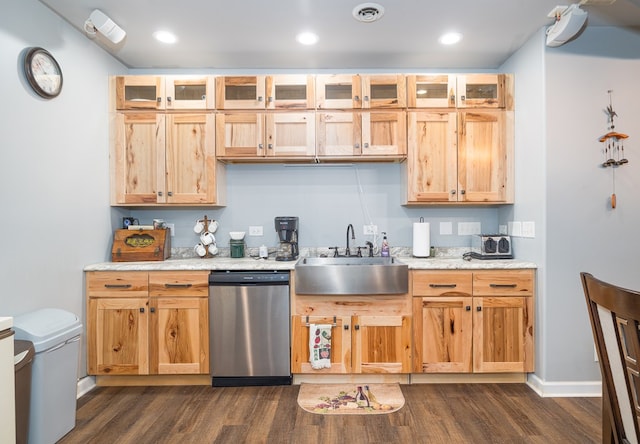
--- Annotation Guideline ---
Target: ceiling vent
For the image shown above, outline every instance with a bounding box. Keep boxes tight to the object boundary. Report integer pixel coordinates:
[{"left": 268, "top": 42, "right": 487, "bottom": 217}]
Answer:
[{"left": 352, "top": 3, "right": 385, "bottom": 23}]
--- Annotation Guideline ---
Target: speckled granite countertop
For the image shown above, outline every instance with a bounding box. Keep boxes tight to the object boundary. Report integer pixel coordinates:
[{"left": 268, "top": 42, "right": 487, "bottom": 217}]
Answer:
[{"left": 84, "top": 249, "right": 537, "bottom": 272}]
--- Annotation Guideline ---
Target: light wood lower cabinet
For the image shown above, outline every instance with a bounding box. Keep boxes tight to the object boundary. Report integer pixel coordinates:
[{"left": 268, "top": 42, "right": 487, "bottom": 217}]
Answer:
[
  {"left": 291, "top": 293, "right": 412, "bottom": 374},
  {"left": 412, "top": 269, "right": 534, "bottom": 373},
  {"left": 87, "top": 271, "right": 209, "bottom": 376}
]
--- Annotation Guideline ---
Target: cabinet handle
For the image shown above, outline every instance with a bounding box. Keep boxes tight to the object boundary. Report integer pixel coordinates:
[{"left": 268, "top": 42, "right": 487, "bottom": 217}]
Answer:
[
  {"left": 490, "top": 283, "right": 518, "bottom": 288},
  {"left": 450, "top": 190, "right": 456, "bottom": 195},
  {"left": 164, "top": 283, "right": 193, "bottom": 288},
  {"left": 140, "top": 307, "right": 145, "bottom": 313},
  {"left": 201, "top": 95, "right": 206, "bottom": 100},
  {"left": 354, "top": 143, "right": 360, "bottom": 149},
  {"left": 476, "top": 306, "right": 482, "bottom": 312},
  {"left": 156, "top": 97, "right": 162, "bottom": 104},
  {"left": 461, "top": 95, "right": 466, "bottom": 102},
  {"left": 429, "top": 283, "right": 457, "bottom": 288},
  {"left": 258, "top": 96, "right": 263, "bottom": 102},
  {"left": 363, "top": 96, "right": 369, "bottom": 102},
  {"left": 460, "top": 190, "right": 466, "bottom": 195},
  {"left": 354, "top": 95, "right": 360, "bottom": 101},
  {"left": 104, "top": 284, "right": 132, "bottom": 289},
  {"left": 354, "top": 324, "right": 360, "bottom": 330},
  {"left": 158, "top": 191, "right": 163, "bottom": 197},
  {"left": 344, "top": 325, "right": 349, "bottom": 330},
  {"left": 167, "top": 97, "right": 172, "bottom": 104},
  {"left": 268, "top": 96, "right": 274, "bottom": 103},
  {"left": 363, "top": 143, "right": 369, "bottom": 149},
  {"left": 466, "top": 306, "right": 471, "bottom": 311},
  {"left": 258, "top": 143, "right": 264, "bottom": 150},
  {"left": 167, "top": 191, "right": 173, "bottom": 197},
  {"left": 150, "top": 307, "right": 156, "bottom": 313},
  {"left": 268, "top": 144, "right": 273, "bottom": 150}
]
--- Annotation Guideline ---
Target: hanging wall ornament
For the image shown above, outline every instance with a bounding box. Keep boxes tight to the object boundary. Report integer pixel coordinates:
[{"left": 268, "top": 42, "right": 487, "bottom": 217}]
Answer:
[{"left": 599, "top": 90, "right": 629, "bottom": 209}]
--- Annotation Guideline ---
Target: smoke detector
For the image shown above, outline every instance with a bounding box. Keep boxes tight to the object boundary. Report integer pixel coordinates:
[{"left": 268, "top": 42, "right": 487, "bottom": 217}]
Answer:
[{"left": 352, "top": 3, "right": 385, "bottom": 23}]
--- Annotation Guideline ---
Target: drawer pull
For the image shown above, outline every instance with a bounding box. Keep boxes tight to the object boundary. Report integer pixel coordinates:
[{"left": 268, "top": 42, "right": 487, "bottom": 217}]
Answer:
[
  {"left": 164, "top": 283, "right": 193, "bottom": 288},
  {"left": 489, "top": 283, "right": 518, "bottom": 288},
  {"left": 104, "top": 284, "right": 132, "bottom": 289},
  {"left": 429, "top": 284, "right": 457, "bottom": 288}
]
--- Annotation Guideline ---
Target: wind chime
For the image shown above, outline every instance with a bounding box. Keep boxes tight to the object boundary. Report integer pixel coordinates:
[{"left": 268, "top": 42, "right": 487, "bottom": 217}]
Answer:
[{"left": 600, "top": 90, "right": 629, "bottom": 209}]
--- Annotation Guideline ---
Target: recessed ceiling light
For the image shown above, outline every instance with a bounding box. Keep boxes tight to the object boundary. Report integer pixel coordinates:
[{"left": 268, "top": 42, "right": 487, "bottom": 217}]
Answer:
[
  {"left": 438, "top": 32, "right": 462, "bottom": 45},
  {"left": 296, "top": 32, "right": 319, "bottom": 45},
  {"left": 153, "top": 30, "right": 177, "bottom": 44}
]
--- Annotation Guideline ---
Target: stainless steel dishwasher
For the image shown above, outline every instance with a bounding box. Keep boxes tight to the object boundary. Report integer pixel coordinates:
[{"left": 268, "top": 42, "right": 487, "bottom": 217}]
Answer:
[{"left": 209, "top": 270, "right": 291, "bottom": 386}]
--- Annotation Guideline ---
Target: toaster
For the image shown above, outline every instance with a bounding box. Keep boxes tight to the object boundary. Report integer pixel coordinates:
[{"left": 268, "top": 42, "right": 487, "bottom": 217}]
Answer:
[{"left": 470, "top": 234, "right": 513, "bottom": 259}]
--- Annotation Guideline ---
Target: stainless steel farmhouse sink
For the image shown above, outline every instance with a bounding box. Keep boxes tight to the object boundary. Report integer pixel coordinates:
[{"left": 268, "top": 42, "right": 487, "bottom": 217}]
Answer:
[{"left": 294, "top": 256, "right": 408, "bottom": 295}]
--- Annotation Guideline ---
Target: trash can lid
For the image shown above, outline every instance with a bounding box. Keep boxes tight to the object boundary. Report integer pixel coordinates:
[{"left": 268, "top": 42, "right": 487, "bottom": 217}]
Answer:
[
  {"left": 14, "top": 339, "right": 34, "bottom": 370},
  {"left": 13, "top": 308, "right": 82, "bottom": 353}
]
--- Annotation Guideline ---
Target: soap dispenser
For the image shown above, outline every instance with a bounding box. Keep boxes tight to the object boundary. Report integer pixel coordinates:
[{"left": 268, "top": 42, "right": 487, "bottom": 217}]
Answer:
[{"left": 381, "top": 232, "right": 390, "bottom": 257}]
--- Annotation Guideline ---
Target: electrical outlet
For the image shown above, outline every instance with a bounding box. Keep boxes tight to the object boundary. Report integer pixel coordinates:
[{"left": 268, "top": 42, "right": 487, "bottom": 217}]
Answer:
[
  {"left": 166, "top": 223, "right": 175, "bottom": 236},
  {"left": 363, "top": 224, "right": 377, "bottom": 235},
  {"left": 249, "top": 226, "right": 263, "bottom": 236}
]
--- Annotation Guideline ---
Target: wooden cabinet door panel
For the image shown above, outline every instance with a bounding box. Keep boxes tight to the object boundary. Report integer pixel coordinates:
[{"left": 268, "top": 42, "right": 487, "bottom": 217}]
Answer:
[
  {"left": 353, "top": 315, "right": 411, "bottom": 373},
  {"left": 406, "top": 111, "right": 457, "bottom": 202},
  {"left": 89, "top": 297, "right": 149, "bottom": 375},
  {"left": 456, "top": 74, "right": 505, "bottom": 108},
  {"left": 473, "top": 296, "right": 533, "bottom": 372},
  {"left": 114, "top": 112, "right": 164, "bottom": 204},
  {"left": 407, "top": 74, "right": 456, "bottom": 108},
  {"left": 86, "top": 271, "right": 149, "bottom": 297},
  {"left": 291, "top": 315, "right": 351, "bottom": 374},
  {"left": 266, "top": 112, "right": 316, "bottom": 157},
  {"left": 316, "top": 112, "right": 361, "bottom": 157},
  {"left": 362, "top": 111, "right": 406, "bottom": 156},
  {"left": 473, "top": 270, "right": 534, "bottom": 296},
  {"left": 150, "top": 297, "right": 209, "bottom": 374},
  {"left": 457, "top": 111, "right": 506, "bottom": 202},
  {"left": 413, "top": 297, "right": 472, "bottom": 373},
  {"left": 165, "top": 76, "right": 215, "bottom": 110},
  {"left": 215, "top": 112, "right": 264, "bottom": 158},
  {"left": 266, "top": 75, "right": 315, "bottom": 109},
  {"left": 148, "top": 271, "right": 209, "bottom": 297},
  {"left": 361, "top": 74, "right": 406, "bottom": 109},
  {"left": 216, "top": 76, "right": 266, "bottom": 109},
  {"left": 165, "top": 113, "right": 216, "bottom": 204},
  {"left": 115, "top": 76, "right": 165, "bottom": 110}
]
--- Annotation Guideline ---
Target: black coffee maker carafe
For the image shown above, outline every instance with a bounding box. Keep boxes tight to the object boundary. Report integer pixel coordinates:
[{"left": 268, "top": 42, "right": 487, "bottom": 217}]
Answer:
[{"left": 275, "top": 216, "right": 299, "bottom": 261}]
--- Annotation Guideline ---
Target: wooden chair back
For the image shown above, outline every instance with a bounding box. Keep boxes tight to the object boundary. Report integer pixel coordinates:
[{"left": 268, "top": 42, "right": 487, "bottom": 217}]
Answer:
[{"left": 581, "top": 272, "right": 640, "bottom": 444}]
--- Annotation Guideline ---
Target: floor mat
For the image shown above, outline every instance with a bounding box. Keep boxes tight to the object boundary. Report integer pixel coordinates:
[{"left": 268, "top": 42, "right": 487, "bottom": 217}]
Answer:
[{"left": 297, "top": 383, "right": 405, "bottom": 415}]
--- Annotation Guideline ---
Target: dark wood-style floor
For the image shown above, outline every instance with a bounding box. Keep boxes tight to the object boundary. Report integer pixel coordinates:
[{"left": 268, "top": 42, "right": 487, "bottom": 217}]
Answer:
[{"left": 57, "top": 384, "right": 601, "bottom": 444}]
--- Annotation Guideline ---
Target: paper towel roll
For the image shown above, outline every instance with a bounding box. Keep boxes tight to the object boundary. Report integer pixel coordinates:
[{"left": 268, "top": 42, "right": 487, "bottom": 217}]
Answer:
[{"left": 413, "top": 222, "right": 430, "bottom": 257}]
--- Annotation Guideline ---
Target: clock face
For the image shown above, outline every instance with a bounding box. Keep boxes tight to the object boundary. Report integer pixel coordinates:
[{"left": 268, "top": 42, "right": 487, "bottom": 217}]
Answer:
[{"left": 24, "top": 47, "right": 63, "bottom": 99}]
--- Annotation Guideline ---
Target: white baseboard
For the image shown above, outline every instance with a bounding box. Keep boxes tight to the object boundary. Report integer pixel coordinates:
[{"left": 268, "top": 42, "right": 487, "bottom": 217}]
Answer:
[
  {"left": 77, "top": 375, "right": 96, "bottom": 399},
  {"left": 526, "top": 373, "right": 602, "bottom": 397}
]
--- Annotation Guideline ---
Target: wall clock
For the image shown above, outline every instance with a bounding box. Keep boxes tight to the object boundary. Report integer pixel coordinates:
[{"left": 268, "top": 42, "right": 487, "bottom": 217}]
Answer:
[{"left": 23, "top": 47, "right": 63, "bottom": 99}]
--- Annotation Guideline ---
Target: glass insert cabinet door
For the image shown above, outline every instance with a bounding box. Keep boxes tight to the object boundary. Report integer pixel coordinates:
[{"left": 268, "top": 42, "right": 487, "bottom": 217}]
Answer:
[
  {"left": 115, "top": 76, "right": 215, "bottom": 110},
  {"left": 216, "top": 76, "right": 267, "bottom": 110},
  {"left": 407, "top": 74, "right": 506, "bottom": 109}
]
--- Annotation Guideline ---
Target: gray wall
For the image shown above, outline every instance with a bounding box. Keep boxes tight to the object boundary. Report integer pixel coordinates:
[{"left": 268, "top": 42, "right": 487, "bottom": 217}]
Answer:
[{"left": 0, "top": 0, "right": 126, "bottom": 375}]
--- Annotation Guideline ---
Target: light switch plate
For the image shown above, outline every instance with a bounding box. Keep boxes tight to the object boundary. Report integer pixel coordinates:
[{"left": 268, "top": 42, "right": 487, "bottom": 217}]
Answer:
[
  {"left": 509, "top": 221, "right": 522, "bottom": 237},
  {"left": 249, "top": 226, "right": 263, "bottom": 236},
  {"left": 440, "top": 221, "right": 453, "bottom": 235},
  {"left": 522, "top": 221, "right": 535, "bottom": 238}
]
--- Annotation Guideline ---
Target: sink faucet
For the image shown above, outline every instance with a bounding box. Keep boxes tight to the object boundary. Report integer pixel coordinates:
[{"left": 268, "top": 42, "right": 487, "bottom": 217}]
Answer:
[{"left": 345, "top": 224, "right": 355, "bottom": 257}]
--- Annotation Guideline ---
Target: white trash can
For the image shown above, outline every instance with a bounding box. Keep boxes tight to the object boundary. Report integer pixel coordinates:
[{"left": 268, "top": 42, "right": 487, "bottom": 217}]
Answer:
[{"left": 13, "top": 309, "right": 82, "bottom": 444}]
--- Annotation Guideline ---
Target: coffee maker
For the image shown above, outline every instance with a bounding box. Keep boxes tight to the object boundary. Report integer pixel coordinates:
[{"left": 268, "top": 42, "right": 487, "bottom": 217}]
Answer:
[{"left": 275, "top": 216, "right": 299, "bottom": 261}]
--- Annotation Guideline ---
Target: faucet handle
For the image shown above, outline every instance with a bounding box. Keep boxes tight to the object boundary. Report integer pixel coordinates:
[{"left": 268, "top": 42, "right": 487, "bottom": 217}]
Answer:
[
  {"left": 328, "top": 246, "right": 340, "bottom": 257},
  {"left": 356, "top": 247, "right": 363, "bottom": 257},
  {"left": 365, "top": 241, "right": 374, "bottom": 257}
]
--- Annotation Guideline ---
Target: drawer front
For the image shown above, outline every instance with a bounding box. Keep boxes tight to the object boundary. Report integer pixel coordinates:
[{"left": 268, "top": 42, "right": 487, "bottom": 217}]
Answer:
[
  {"left": 473, "top": 270, "right": 534, "bottom": 296},
  {"left": 149, "top": 271, "right": 209, "bottom": 297},
  {"left": 87, "top": 271, "right": 149, "bottom": 297},
  {"left": 412, "top": 271, "right": 473, "bottom": 297}
]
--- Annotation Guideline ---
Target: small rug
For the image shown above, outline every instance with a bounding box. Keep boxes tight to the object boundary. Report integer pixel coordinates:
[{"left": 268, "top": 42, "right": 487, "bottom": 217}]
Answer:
[{"left": 297, "top": 383, "right": 405, "bottom": 415}]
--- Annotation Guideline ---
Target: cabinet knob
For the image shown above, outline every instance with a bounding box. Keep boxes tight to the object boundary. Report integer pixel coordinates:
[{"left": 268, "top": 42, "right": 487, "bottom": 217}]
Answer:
[
  {"left": 344, "top": 324, "right": 349, "bottom": 330},
  {"left": 476, "top": 306, "right": 482, "bottom": 312},
  {"left": 450, "top": 190, "right": 456, "bottom": 195},
  {"left": 354, "top": 95, "right": 360, "bottom": 101},
  {"left": 363, "top": 96, "right": 369, "bottom": 102},
  {"left": 201, "top": 95, "right": 206, "bottom": 100},
  {"left": 167, "top": 191, "right": 173, "bottom": 197},
  {"left": 268, "top": 144, "right": 273, "bottom": 150},
  {"left": 156, "top": 97, "right": 162, "bottom": 104},
  {"left": 268, "top": 96, "right": 273, "bottom": 103},
  {"left": 461, "top": 95, "right": 466, "bottom": 102},
  {"left": 150, "top": 307, "right": 156, "bottom": 313},
  {"left": 167, "top": 97, "right": 172, "bottom": 104},
  {"left": 258, "top": 143, "right": 264, "bottom": 150},
  {"left": 363, "top": 143, "right": 369, "bottom": 149},
  {"left": 460, "top": 190, "right": 466, "bottom": 195},
  {"left": 466, "top": 306, "right": 471, "bottom": 311},
  {"left": 158, "top": 191, "right": 163, "bottom": 197},
  {"left": 258, "top": 96, "right": 263, "bottom": 102},
  {"left": 354, "top": 324, "right": 360, "bottom": 330},
  {"left": 139, "top": 307, "right": 145, "bottom": 313},
  {"left": 354, "top": 143, "right": 360, "bottom": 149}
]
